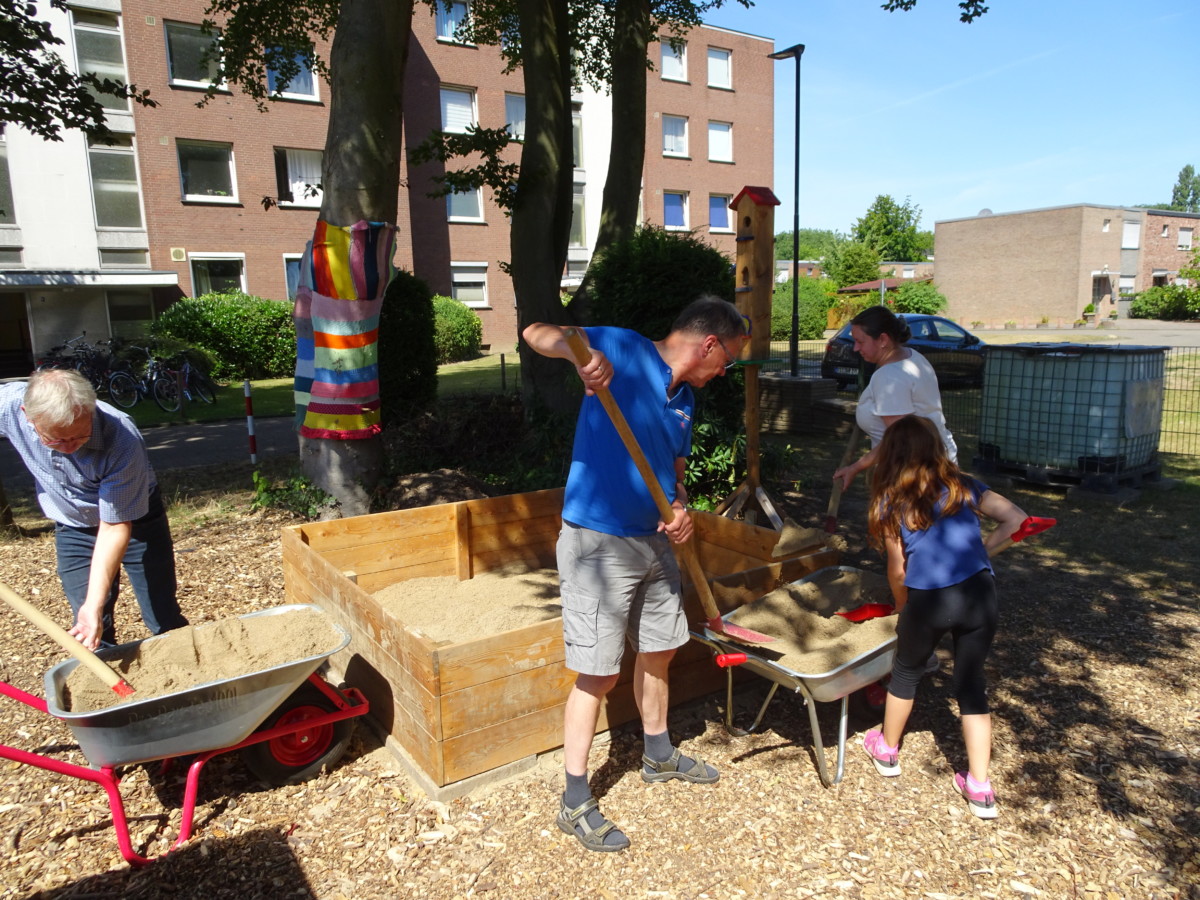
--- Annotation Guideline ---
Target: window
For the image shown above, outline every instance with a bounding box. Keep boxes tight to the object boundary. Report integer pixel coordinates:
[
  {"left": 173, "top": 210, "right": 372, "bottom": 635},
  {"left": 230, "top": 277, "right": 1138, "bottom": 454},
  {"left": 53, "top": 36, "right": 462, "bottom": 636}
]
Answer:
[
  {"left": 572, "top": 104, "right": 583, "bottom": 168},
  {"left": 1121, "top": 220, "right": 1140, "bottom": 250},
  {"left": 1180, "top": 228, "right": 1193, "bottom": 251},
  {"left": 0, "top": 132, "right": 14, "bottom": 226},
  {"left": 446, "top": 187, "right": 483, "bottom": 222},
  {"left": 903, "top": 266, "right": 916, "bottom": 279},
  {"left": 505, "top": 93, "right": 526, "bottom": 141},
  {"left": 284, "top": 254, "right": 303, "bottom": 301},
  {"left": 661, "top": 41, "right": 686, "bottom": 81},
  {"left": 165, "top": 21, "right": 220, "bottom": 87},
  {"left": 274, "top": 148, "right": 323, "bottom": 206},
  {"left": 1119, "top": 276, "right": 1135, "bottom": 296},
  {"left": 1102, "top": 218, "right": 1110, "bottom": 232},
  {"left": 707, "top": 47, "right": 732, "bottom": 89},
  {"left": 707, "top": 121, "right": 732, "bottom": 162},
  {"left": 177, "top": 141, "right": 236, "bottom": 202},
  {"left": 190, "top": 255, "right": 245, "bottom": 295},
  {"left": 106, "top": 290, "right": 153, "bottom": 337},
  {"left": 708, "top": 194, "right": 732, "bottom": 232},
  {"left": 88, "top": 135, "right": 143, "bottom": 228},
  {"left": 440, "top": 87, "right": 476, "bottom": 133},
  {"left": 73, "top": 10, "right": 129, "bottom": 112},
  {"left": 664, "top": 191, "right": 688, "bottom": 230},
  {"left": 662, "top": 115, "right": 687, "bottom": 157},
  {"left": 570, "top": 184, "right": 586, "bottom": 247},
  {"left": 267, "top": 50, "right": 317, "bottom": 100},
  {"left": 436, "top": 1, "right": 470, "bottom": 42},
  {"left": 1161, "top": 224, "right": 1170, "bottom": 238},
  {"left": 99, "top": 250, "right": 148, "bottom": 267},
  {"left": 450, "top": 262, "right": 487, "bottom": 307}
]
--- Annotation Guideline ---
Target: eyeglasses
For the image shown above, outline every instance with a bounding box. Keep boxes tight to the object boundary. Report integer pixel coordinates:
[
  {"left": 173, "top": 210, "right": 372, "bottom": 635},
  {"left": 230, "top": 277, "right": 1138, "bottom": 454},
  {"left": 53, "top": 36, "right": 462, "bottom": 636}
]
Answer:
[
  {"left": 32, "top": 421, "right": 92, "bottom": 449},
  {"left": 715, "top": 339, "right": 739, "bottom": 370}
]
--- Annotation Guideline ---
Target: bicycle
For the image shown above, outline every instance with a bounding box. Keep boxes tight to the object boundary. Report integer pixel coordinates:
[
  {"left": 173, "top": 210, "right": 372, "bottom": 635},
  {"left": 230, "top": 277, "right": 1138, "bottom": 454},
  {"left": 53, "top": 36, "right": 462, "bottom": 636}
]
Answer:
[
  {"left": 106, "top": 348, "right": 180, "bottom": 412},
  {"left": 37, "top": 334, "right": 125, "bottom": 394},
  {"left": 150, "top": 355, "right": 219, "bottom": 413}
]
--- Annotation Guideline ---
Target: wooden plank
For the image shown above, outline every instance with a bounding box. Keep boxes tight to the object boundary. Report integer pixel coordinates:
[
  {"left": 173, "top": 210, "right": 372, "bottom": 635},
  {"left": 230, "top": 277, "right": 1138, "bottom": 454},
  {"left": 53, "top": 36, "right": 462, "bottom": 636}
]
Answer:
[
  {"left": 695, "top": 510, "right": 783, "bottom": 561},
  {"left": 386, "top": 686, "right": 444, "bottom": 785},
  {"left": 466, "top": 515, "right": 561, "bottom": 556},
  {"left": 436, "top": 618, "right": 566, "bottom": 693},
  {"left": 454, "top": 503, "right": 472, "bottom": 580},
  {"left": 292, "top": 505, "right": 458, "bottom": 553},
  {"left": 440, "top": 659, "right": 576, "bottom": 738},
  {"left": 471, "top": 545, "right": 558, "bottom": 576},
  {"left": 462, "top": 488, "right": 563, "bottom": 526},
  {"left": 318, "top": 529, "right": 456, "bottom": 579}
]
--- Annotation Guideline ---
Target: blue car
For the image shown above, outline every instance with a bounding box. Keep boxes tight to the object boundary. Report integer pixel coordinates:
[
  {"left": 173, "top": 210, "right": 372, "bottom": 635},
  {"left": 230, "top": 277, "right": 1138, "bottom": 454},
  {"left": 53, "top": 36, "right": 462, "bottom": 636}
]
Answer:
[{"left": 821, "top": 314, "right": 987, "bottom": 389}]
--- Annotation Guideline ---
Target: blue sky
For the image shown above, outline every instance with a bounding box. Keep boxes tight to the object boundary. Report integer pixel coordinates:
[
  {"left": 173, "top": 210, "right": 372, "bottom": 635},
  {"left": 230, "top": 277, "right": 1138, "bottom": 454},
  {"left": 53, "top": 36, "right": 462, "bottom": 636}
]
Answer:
[{"left": 702, "top": 0, "right": 1200, "bottom": 235}]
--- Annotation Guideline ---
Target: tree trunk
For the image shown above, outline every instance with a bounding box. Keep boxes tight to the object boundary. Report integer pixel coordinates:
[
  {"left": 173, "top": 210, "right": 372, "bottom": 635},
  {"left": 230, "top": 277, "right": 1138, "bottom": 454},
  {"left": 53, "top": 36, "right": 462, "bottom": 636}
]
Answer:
[
  {"left": 297, "top": 0, "right": 413, "bottom": 516},
  {"left": 513, "top": 0, "right": 578, "bottom": 415},
  {"left": 563, "top": 0, "right": 649, "bottom": 322}
]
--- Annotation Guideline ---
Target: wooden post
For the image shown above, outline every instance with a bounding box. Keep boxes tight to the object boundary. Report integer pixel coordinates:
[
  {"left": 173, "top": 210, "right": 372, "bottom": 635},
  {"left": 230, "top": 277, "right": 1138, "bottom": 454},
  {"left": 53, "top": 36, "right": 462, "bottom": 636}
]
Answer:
[{"left": 719, "top": 186, "right": 784, "bottom": 529}]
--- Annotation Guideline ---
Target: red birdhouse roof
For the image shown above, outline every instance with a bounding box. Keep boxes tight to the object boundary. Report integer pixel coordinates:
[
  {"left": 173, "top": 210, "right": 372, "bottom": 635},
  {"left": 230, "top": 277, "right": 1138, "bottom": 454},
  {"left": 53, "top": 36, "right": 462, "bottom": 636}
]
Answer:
[{"left": 729, "top": 186, "right": 781, "bottom": 209}]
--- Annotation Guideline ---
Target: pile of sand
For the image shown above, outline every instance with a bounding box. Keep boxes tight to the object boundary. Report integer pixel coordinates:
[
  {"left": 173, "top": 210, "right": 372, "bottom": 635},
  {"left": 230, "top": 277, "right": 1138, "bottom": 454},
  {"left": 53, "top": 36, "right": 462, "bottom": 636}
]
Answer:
[
  {"left": 63, "top": 607, "right": 344, "bottom": 713},
  {"left": 374, "top": 564, "right": 562, "bottom": 644},
  {"left": 728, "top": 568, "right": 896, "bottom": 675}
]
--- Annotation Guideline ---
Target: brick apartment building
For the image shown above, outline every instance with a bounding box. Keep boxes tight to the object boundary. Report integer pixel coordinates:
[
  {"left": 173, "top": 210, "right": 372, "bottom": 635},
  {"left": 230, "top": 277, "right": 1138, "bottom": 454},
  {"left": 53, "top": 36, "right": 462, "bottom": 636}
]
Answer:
[
  {"left": 934, "top": 204, "right": 1199, "bottom": 328},
  {"left": 0, "top": 1, "right": 774, "bottom": 374}
]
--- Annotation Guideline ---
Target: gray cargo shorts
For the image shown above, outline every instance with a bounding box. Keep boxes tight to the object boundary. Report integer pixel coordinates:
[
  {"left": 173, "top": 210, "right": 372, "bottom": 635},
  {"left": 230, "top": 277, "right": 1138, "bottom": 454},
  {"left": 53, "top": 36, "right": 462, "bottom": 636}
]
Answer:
[{"left": 556, "top": 521, "right": 688, "bottom": 677}]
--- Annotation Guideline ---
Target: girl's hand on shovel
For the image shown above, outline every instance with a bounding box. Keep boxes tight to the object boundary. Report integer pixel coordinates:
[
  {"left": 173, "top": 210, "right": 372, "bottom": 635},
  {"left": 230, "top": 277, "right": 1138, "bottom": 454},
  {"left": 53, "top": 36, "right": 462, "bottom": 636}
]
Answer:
[{"left": 68, "top": 603, "right": 104, "bottom": 651}]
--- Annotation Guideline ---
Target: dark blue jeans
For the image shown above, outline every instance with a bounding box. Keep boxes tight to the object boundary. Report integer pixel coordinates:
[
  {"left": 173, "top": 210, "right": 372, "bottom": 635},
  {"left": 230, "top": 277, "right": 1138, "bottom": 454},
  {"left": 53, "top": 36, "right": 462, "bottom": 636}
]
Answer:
[{"left": 54, "top": 489, "right": 187, "bottom": 646}]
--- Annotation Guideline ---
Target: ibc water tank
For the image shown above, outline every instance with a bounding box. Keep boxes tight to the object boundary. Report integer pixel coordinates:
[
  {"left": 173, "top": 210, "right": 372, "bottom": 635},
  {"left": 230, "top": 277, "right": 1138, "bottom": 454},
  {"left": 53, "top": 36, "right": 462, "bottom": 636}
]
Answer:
[{"left": 974, "top": 343, "right": 1166, "bottom": 489}]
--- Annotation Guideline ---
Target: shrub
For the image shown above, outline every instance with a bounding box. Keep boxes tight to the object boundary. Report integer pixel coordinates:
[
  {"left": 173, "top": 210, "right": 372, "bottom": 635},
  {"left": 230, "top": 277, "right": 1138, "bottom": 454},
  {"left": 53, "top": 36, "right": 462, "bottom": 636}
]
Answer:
[
  {"left": 151, "top": 290, "right": 295, "bottom": 379},
  {"left": 1129, "top": 285, "right": 1199, "bottom": 321},
  {"left": 433, "top": 295, "right": 483, "bottom": 363},
  {"left": 890, "top": 280, "right": 948, "bottom": 315},
  {"left": 379, "top": 270, "right": 438, "bottom": 426},
  {"left": 583, "top": 226, "right": 735, "bottom": 339},
  {"left": 771, "top": 278, "right": 833, "bottom": 341}
]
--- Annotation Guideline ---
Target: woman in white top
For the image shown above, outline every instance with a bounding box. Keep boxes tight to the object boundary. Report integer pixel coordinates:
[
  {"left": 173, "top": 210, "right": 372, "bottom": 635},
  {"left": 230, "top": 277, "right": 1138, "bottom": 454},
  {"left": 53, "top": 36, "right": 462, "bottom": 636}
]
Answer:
[{"left": 833, "top": 305, "right": 957, "bottom": 490}]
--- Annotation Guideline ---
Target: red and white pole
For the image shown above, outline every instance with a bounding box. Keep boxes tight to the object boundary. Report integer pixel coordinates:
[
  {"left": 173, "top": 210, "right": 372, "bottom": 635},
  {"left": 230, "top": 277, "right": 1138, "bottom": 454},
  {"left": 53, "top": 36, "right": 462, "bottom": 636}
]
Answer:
[{"left": 243, "top": 380, "right": 257, "bottom": 465}]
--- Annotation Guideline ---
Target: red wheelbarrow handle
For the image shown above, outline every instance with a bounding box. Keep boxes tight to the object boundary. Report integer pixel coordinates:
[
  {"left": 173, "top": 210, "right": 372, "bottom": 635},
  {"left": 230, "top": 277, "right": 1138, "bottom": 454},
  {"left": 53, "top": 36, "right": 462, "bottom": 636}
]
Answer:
[{"left": 715, "top": 652, "right": 748, "bottom": 668}]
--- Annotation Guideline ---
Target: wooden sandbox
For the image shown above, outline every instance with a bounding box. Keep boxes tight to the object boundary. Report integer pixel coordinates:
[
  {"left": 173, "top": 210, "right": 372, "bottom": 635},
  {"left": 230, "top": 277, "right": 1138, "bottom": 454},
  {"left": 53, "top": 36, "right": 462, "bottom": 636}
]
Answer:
[{"left": 281, "top": 488, "right": 838, "bottom": 796}]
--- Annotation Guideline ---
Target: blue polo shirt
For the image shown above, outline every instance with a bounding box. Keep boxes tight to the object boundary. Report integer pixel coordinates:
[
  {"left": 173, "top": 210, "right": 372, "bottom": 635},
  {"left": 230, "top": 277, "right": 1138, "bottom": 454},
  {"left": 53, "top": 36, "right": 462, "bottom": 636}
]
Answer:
[
  {"left": 561, "top": 327, "right": 693, "bottom": 537},
  {"left": 0, "top": 382, "right": 156, "bottom": 527},
  {"left": 899, "top": 476, "right": 994, "bottom": 590}
]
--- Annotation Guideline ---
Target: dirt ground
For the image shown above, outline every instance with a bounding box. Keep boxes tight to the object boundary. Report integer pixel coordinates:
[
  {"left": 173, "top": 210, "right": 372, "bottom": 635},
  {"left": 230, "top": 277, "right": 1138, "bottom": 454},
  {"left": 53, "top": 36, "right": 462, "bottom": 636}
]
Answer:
[{"left": 0, "top": 457, "right": 1198, "bottom": 899}]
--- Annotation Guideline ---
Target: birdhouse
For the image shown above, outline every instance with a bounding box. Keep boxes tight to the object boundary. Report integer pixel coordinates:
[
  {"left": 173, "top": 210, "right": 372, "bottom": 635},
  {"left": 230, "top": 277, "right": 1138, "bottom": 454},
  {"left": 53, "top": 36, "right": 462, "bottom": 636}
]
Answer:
[{"left": 729, "top": 186, "right": 779, "bottom": 359}]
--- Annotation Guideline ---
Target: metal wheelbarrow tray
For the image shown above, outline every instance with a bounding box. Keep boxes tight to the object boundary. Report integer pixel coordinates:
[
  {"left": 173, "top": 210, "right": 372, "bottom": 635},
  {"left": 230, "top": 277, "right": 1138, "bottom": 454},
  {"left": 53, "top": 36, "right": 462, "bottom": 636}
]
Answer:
[
  {"left": 0, "top": 604, "right": 370, "bottom": 866},
  {"left": 690, "top": 567, "right": 897, "bottom": 787}
]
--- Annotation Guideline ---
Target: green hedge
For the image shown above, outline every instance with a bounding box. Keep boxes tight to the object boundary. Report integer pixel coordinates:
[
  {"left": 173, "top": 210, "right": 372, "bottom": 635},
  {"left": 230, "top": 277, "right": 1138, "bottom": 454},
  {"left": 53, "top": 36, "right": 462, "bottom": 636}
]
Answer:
[
  {"left": 1129, "top": 285, "right": 1199, "bottom": 321},
  {"left": 771, "top": 278, "right": 833, "bottom": 341},
  {"left": 433, "top": 295, "right": 483, "bottom": 363},
  {"left": 151, "top": 291, "right": 296, "bottom": 379}
]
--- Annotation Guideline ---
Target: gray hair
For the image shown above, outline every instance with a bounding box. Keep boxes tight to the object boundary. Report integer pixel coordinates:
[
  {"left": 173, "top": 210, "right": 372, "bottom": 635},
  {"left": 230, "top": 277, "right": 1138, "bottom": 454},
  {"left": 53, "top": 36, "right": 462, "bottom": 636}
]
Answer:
[
  {"left": 670, "top": 295, "right": 746, "bottom": 342},
  {"left": 24, "top": 369, "right": 96, "bottom": 428}
]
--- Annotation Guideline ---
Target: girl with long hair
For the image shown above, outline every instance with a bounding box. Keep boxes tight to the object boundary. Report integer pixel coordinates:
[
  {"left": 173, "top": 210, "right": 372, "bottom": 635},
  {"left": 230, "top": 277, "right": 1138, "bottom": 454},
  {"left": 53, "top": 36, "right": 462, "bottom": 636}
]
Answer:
[{"left": 862, "top": 415, "right": 1027, "bottom": 819}]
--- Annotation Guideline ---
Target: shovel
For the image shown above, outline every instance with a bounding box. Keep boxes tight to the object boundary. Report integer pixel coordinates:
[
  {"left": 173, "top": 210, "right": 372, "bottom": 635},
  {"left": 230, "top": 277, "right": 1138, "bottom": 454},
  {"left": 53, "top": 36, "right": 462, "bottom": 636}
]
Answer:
[
  {"left": 989, "top": 515, "right": 1057, "bottom": 557},
  {"left": 823, "top": 423, "right": 863, "bottom": 533},
  {"left": 563, "top": 328, "right": 775, "bottom": 645},
  {"left": 0, "top": 581, "right": 135, "bottom": 698}
]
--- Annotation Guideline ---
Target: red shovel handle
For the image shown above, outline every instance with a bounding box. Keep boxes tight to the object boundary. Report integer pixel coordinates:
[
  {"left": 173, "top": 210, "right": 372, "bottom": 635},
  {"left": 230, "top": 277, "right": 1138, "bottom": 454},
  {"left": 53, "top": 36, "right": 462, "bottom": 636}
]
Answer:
[{"left": 1010, "top": 516, "right": 1056, "bottom": 543}]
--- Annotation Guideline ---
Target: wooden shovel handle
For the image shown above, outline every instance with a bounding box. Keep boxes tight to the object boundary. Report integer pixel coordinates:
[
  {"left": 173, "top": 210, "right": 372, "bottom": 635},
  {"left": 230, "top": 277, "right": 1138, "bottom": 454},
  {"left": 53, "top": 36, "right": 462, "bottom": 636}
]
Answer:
[
  {"left": 563, "top": 328, "right": 724, "bottom": 623},
  {"left": 824, "top": 423, "right": 863, "bottom": 529},
  {"left": 0, "top": 581, "right": 133, "bottom": 696}
]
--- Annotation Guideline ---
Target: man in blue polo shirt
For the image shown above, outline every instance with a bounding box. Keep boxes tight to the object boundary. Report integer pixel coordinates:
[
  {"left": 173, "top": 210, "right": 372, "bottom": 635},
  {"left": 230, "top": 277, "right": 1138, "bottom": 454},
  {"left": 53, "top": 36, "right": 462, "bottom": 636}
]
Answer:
[
  {"left": 523, "top": 296, "right": 748, "bottom": 853},
  {"left": 0, "top": 369, "right": 187, "bottom": 649}
]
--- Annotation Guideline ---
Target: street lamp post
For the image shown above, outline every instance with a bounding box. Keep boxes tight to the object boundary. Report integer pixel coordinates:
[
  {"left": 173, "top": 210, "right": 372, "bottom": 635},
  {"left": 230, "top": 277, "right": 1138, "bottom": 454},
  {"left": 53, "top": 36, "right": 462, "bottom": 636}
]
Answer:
[{"left": 769, "top": 43, "right": 805, "bottom": 377}]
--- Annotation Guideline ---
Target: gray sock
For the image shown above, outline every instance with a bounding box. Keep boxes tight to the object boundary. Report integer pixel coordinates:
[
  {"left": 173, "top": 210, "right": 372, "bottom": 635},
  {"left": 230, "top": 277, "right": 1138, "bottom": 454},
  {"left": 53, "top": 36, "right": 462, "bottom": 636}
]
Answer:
[{"left": 561, "top": 772, "right": 626, "bottom": 847}]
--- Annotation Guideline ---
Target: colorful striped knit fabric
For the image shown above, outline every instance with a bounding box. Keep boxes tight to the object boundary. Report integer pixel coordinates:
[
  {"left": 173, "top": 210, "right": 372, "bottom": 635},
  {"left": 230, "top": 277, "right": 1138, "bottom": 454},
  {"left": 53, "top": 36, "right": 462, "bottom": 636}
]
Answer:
[{"left": 293, "top": 219, "right": 396, "bottom": 439}]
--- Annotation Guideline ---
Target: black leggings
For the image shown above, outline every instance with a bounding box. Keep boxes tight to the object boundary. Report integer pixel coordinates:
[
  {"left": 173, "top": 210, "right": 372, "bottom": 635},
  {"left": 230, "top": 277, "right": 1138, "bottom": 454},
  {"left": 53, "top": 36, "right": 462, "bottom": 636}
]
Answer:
[{"left": 888, "top": 568, "right": 997, "bottom": 716}]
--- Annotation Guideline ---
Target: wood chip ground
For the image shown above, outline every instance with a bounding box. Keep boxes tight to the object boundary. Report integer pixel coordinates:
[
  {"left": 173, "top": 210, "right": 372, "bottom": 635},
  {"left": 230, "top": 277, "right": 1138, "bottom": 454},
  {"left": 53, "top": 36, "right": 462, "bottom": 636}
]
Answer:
[{"left": 0, "top": 466, "right": 1196, "bottom": 899}]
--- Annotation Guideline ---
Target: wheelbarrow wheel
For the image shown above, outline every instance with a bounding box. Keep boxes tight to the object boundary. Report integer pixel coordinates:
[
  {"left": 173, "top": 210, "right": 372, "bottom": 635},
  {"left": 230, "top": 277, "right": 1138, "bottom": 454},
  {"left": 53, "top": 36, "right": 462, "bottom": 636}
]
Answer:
[
  {"left": 241, "top": 682, "right": 355, "bottom": 786},
  {"left": 849, "top": 678, "right": 890, "bottom": 721}
]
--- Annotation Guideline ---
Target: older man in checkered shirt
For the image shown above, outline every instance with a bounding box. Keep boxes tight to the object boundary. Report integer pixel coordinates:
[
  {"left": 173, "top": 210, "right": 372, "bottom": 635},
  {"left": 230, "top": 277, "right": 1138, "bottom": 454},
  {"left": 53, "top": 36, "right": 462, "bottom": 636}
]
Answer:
[{"left": 0, "top": 368, "right": 187, "bottom": 649}]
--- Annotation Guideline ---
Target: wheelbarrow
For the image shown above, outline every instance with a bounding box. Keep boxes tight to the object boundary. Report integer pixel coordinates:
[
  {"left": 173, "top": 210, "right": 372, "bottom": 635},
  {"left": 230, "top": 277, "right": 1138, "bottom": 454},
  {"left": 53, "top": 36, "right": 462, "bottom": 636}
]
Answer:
[
  {"left": 0, "top": 604, "right": 369, "bottom": 867},
  {"left": 690, "top": 567, "right": 897, "bottom": 787}
]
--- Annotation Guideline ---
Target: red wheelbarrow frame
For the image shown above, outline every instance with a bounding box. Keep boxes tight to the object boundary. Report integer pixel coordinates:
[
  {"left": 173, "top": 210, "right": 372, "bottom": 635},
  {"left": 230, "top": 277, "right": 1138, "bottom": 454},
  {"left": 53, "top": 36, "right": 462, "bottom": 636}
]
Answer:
[{"left": 0, "top": 673, "right": 368, "bottom": 867}]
